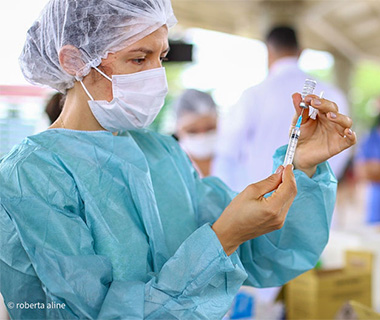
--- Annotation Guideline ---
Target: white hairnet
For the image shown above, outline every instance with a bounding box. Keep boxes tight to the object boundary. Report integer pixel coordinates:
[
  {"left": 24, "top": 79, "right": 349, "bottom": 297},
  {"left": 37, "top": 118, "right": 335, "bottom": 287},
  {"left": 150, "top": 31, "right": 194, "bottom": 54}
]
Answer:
[
  {"left": 19, "top": 0, "right": 177, "bottom": 93},
  {"left": 174, "top": 89, "right": 217, "bottom": 120}
]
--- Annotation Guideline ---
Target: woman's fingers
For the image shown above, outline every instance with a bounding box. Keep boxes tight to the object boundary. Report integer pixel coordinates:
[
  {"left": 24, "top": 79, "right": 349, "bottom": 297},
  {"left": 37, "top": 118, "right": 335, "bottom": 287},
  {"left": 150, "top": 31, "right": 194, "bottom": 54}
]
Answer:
[
  {"left": 292, "top": 93, "right": 341, "bottom": 126},
  {"left": 327, "top": 112, "right": 353, "bottom": 129},
  {"left": 268, "top": 165, "right": 297, "bottom": 209},
  {"left": 292, "top": 93, "right": 302, "bottom": 112},
  {"left": 291, "top": 93, "right": 307, "bottom": 120},
  {"left": 326, "top": 111, "right": 354, "bottom": 137},
  {"left": 244, "top": 169, "right": 283, "bottom": 200},
  {"left": 306, "top": 95, "right": 355, "bottom": 137},
  {"left": 308, "top": 95, "right": 339, "bottom": 114},
  {"left": 291, "top": 93, "right": 357, "bottom": 153},
  {"left": 335, "top": 127, "right": 357, "bottom": 153},
  {"left": 343, "top": 128, "right": 357, "bottom": 147}
]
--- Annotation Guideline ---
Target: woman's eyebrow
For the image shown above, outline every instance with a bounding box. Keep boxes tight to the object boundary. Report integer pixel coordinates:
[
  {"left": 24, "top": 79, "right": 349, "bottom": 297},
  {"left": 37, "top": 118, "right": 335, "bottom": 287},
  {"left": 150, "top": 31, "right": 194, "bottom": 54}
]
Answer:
[
  {"left": 127, "top": 47, "right": 170, "bottom": 54},
  {"left": 128, "top": 47, "right": 154, "bottom": 54}
]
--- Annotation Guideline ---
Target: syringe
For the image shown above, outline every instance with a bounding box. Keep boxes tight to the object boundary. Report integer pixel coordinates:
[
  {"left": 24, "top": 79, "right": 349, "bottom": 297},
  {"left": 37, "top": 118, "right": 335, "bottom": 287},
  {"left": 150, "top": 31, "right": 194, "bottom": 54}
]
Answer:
[
  {"left": 283, "top": 113, "right": 303, "bottom": 166},
  {"left": 283, "top": 79, "right": 317, "bottom": 166}
]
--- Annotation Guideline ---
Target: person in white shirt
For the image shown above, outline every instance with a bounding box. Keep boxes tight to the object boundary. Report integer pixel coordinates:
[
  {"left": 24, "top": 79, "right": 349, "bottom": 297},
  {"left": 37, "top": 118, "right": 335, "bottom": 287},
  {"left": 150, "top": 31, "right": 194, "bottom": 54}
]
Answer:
[{"left": 212, "top": 26, "right": 351, "bottom": 191}]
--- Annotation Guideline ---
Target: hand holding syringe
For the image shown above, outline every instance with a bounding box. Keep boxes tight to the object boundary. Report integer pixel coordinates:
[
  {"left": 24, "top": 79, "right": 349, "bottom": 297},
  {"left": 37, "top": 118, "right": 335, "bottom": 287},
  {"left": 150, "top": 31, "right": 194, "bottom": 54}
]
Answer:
[{"left": 283, "top": 79, "right": 320, "bottom": 166}]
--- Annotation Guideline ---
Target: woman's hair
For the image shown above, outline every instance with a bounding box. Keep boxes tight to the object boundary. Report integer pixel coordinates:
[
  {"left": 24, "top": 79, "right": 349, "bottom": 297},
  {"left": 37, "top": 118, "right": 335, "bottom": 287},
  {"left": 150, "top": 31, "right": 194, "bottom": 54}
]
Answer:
[
  {"left": 265, "top": 25, "right": 299, "bottom": 53},
  {"left": 19, "top": 0, "right": 177, "bottom": 93},
  {"left": 173, "top": 89, "right": 217, "bottom": 121},
  {"left": 45, "top": 92, "right": 64, "bottom": 124}
]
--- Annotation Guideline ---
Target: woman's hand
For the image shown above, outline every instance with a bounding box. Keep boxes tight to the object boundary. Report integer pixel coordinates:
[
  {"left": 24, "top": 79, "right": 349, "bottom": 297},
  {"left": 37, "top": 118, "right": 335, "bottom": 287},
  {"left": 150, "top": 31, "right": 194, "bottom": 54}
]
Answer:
[
  {"left": 291, "top": 93, "right": 356, "bottom": 177},
  {"left": 212, "top": 165, "right": 297, "bottom": 255}
]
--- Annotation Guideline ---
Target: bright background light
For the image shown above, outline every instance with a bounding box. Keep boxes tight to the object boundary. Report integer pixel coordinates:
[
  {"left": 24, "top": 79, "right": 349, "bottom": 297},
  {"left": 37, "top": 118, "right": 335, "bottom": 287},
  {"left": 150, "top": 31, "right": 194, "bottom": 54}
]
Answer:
[
  {"left": 0, "top": 0, "right": 51, "bottom": 86},
  {"left": 180, "top": 28, "right": 268, "bottom": 109}
]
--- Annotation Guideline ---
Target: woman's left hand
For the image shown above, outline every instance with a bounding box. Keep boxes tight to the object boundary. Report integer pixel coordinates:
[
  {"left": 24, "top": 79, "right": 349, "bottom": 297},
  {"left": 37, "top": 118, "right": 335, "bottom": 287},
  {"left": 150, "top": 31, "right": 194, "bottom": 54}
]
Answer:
[{"left": 291, "top": 93, "right": 356, "bottom": 177}]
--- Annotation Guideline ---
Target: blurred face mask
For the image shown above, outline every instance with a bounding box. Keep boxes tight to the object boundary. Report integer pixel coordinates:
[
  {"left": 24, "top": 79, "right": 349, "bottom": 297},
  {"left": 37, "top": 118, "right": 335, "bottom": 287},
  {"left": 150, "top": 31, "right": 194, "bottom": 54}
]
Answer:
[
  {"left": 80, "top": 67, "right": 168, "bottom": 132},
  {"left": 180, "top": 130, "right": 217, "bottom": 160}
]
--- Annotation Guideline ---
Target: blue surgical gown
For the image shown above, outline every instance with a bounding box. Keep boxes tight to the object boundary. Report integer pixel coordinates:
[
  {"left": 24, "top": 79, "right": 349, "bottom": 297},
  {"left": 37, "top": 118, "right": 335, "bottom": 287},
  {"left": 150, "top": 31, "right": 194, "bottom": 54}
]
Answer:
[{"left": 0, "top": 129, "right": 336, "bottom": 319}]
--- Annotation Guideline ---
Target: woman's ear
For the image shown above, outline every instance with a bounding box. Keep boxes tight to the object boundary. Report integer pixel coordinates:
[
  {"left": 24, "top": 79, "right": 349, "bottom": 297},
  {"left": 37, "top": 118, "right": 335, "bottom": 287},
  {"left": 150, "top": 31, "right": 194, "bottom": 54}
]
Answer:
[{"left": 59, "top": 45, "right": 85, "bottom": 76}]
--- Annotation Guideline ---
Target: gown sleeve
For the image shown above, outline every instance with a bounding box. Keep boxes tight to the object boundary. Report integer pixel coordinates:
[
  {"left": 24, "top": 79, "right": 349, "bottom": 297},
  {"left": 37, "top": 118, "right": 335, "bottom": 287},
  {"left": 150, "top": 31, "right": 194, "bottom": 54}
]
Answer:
[
  {"left": 0, "top": 147, "right": 247, "bottom": 320},
  {"left": 190, "top": 144, "right": 337, "bottom": 288}
]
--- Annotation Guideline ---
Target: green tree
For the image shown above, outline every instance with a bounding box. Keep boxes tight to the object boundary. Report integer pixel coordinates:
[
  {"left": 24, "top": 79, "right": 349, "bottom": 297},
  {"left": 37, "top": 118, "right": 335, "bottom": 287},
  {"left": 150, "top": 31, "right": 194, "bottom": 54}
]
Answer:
[{"left": 350, "top": 61, "right": 380, "bottom": 134}]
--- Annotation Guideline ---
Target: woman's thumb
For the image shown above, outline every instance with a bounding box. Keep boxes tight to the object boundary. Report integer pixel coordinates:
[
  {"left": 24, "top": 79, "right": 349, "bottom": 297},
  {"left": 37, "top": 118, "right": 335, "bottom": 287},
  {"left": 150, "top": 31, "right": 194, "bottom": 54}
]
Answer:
[{"left": 246, "top": 166, "right": 284, "bottom": 199}]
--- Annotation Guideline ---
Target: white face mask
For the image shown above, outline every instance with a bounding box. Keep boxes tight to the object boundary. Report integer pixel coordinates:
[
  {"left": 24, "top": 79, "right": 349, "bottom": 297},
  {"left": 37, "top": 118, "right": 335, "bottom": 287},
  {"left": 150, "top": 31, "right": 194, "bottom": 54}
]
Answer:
[
  {"left": 180, "top": 130, "right": 217, "bottom": 160},
  {"left": 80, "top": 67, "right": 168, "bottom": 132}
]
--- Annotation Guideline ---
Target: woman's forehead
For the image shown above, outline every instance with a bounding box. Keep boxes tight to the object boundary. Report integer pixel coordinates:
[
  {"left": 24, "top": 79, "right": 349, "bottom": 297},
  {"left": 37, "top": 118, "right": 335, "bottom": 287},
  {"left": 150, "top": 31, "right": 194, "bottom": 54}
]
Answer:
[{"left": 123, "top": 26, "right": 169, "bottom": 53}]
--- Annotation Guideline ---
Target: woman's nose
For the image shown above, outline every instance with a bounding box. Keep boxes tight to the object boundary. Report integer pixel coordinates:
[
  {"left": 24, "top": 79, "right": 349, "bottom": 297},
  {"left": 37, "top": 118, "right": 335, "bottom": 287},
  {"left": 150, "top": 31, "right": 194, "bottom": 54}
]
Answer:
[{"left": 154, "top": 58, "right": 163, "bottom": 69}]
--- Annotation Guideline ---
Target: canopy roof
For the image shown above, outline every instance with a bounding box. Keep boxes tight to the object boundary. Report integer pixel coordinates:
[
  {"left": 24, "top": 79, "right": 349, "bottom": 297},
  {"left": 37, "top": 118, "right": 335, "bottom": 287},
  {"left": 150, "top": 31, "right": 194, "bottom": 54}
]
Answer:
[{"left": 172, "top": 0, "right": 380, "bottom": 63}]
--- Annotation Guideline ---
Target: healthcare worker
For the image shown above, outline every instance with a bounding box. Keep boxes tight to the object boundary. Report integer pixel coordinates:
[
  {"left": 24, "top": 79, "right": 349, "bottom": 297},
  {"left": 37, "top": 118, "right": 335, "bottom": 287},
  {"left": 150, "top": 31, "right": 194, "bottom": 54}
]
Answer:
[
  {"left": 0, "top": 0, "right": 356, "bottom": 319},
  {"left": 174, "top": 89, "right": 218, "bottom": 177}
]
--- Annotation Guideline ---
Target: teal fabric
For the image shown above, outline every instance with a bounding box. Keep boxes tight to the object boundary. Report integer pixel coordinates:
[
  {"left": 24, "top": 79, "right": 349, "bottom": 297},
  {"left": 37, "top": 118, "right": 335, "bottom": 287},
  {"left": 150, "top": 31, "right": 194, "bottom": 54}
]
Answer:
[{"left": 0, "top": 129, "right": 337, "bottom": 319}]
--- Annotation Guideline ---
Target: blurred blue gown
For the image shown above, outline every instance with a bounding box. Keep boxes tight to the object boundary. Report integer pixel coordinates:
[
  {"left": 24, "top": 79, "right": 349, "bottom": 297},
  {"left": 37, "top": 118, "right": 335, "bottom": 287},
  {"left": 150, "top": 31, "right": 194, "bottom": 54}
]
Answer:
[{"left": 0, "top": 129, "right": 336, "bottom": 319}]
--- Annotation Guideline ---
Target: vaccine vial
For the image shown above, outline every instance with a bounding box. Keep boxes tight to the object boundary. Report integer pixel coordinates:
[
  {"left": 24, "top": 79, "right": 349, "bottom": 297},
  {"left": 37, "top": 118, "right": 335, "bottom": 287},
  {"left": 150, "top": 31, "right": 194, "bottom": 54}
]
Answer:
[{"left": 300, "top": 79, "right": 317, "bottom": 108}]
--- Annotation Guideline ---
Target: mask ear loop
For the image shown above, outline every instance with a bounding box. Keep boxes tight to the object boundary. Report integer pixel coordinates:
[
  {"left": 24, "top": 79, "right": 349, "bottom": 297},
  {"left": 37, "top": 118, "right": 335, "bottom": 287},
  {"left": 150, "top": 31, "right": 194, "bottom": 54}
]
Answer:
[
  {"left": 78, "top": 66, "right": 112, "bottom": 101},
  {"left": 90, "top": 67, "right": 119, "bottom": 135},
  {"left": 93, "top": 66, "right": 112, "bottom": 82},
  {"left": 79, "top": 80, "right": 94, "bottom": 101}
]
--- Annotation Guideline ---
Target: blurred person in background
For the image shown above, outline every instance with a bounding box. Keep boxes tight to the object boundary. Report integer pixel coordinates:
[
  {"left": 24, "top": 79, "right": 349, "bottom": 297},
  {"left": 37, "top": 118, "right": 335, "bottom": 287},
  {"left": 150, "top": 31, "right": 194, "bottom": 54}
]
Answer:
[
  {"left": 173, "top": 89, "right": 218, "bottom": 177},
  {"left": 34, "top": 92, "right": 64, "bottom": 133},
  {"left": 355, "top": 96, "right": 380, "bottom": 224},
  {"left": 212, "top": 25, "right": 351, "bottom": 191},
  {"left": 45, "top": 92, "right": 64, "bottom": 124}
]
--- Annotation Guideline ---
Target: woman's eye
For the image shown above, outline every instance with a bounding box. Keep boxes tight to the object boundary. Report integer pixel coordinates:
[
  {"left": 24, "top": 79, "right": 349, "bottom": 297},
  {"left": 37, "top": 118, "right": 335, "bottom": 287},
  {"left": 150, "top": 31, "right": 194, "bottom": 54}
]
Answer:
[
  {"left": 160, "top": 57, "right": 169, "bottom": 62},
  {"left": 132, "top": 58, "right": 145, "bottom": 65}
]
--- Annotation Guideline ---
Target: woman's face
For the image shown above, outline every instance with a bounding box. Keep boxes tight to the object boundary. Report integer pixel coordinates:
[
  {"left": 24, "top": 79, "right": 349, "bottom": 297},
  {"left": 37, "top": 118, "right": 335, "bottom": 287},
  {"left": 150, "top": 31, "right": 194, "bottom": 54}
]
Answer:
[
  {"left": 86, "top": 25, "right": 169, "bottom": 101},
  {"left": 177, "top": 114, "right": 217, "bottom": 140}
]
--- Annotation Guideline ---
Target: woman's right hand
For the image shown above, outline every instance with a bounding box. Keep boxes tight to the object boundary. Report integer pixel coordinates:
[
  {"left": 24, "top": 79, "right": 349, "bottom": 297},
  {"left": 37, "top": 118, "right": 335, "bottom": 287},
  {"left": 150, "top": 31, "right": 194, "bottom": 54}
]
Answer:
[{"left": 212, "top": 165, "right": 297, "bottom": 255}]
